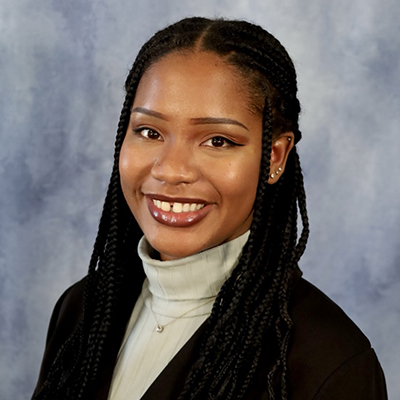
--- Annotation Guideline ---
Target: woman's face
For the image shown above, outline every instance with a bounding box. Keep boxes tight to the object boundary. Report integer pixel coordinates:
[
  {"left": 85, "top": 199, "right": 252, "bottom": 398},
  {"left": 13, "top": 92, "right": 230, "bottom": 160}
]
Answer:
[{"left": 120, "top": 51, "right": 262, "bottom": 260}]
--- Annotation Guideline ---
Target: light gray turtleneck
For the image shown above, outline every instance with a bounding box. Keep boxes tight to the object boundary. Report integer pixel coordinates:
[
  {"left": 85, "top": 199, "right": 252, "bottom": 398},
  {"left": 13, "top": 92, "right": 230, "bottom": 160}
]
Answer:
[{"left": 108, "top": 231, "right": 250, "bottom": 400}]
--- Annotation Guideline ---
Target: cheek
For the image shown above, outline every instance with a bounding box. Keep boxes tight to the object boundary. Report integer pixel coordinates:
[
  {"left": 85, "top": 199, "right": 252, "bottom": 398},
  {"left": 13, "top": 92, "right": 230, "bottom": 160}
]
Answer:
[
  {"left": 119, "top": 145, "right": 132, "bottom": 189},
  {"left": 219, "top": 156, "right": 260, "bottom": 208},
  {"left": 119, "top": 142, "right": 143, "bottom": 196}
]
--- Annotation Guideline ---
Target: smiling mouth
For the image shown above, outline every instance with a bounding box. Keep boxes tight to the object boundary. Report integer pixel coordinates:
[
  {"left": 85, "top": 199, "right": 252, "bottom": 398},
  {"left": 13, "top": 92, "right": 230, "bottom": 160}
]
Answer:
[
  {"left": 151, "top": 199, "right": 206, "bottom": 213},
  {"left": 146, "top": 196, "right": 210, "bottom": 227}
]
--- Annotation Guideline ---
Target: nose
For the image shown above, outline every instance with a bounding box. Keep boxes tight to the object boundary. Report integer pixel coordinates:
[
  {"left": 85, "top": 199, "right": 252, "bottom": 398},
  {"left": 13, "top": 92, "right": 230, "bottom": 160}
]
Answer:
[{"left": 151, "top": 141, "right": 199, "bottom": 185}]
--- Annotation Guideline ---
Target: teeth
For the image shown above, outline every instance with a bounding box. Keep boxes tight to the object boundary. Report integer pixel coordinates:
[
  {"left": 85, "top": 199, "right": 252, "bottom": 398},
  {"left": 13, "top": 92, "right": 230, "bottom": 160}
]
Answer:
[
  {"left": 152, "top": 199, "right": 205, "bottom": 213},
  {"left": 161, "top": 201, "right": 171, "bottom": 212},
  {"left": 172, "top": 203, "right": 183, "bottom": 213}
]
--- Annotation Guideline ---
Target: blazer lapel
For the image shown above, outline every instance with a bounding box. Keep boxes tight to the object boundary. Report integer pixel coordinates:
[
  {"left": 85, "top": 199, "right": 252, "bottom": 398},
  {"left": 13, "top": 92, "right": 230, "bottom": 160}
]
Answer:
[{"left": 141, "top": 320, "right": 209, "bottom": 400}]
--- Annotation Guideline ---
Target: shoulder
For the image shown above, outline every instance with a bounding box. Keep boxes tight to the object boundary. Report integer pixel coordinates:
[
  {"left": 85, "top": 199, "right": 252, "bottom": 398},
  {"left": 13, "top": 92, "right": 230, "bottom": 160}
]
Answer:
[
  {"left": 288, "top": 278, "right": 387, "bottom": 399},
  {"left": 46, "top": 277, "right": 87, "bottom": 342},
  {"left": 290, "top": 278, "right": 370, "bottom": 360},
  {"left": 34, "top": 277, "right": 87, "bottom": 394}
]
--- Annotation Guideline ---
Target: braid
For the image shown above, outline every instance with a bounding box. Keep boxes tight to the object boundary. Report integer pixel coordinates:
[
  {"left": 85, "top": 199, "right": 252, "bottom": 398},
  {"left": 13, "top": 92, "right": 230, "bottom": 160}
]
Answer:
[{"left": 33, "top": 17, "right": 309, "bottom": 400}]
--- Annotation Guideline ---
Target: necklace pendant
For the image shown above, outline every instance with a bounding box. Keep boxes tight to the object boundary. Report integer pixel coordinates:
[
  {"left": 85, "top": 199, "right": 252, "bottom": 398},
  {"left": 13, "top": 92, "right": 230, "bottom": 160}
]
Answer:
[{"left": 156, "top": 325, "right": 164, "bottom": 333}]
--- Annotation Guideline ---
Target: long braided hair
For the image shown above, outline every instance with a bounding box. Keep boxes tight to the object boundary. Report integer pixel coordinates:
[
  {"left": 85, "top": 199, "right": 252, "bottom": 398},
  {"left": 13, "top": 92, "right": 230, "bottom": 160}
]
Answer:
[{"left": 34, "top": 17, "right": 309, "bottom": 400}]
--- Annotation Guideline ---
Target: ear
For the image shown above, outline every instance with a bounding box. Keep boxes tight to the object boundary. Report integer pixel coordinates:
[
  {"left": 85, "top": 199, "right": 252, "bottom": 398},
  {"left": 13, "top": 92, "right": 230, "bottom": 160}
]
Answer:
[{"left": 267, "top": 132, "right": 295, "bottom": 184}]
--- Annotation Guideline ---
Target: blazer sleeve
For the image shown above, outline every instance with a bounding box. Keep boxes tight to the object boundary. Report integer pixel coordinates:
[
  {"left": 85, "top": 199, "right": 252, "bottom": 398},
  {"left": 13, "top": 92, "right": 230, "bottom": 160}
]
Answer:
[{"left": 313, "top": 348, "right": 387, "bottom": 400}]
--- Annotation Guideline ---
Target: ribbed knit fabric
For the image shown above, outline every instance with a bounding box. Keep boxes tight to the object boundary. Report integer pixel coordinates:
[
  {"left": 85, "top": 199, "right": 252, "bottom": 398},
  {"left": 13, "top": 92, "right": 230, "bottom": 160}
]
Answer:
[{"left": 108, "top": 231, "right": 250, "bottom": 400}]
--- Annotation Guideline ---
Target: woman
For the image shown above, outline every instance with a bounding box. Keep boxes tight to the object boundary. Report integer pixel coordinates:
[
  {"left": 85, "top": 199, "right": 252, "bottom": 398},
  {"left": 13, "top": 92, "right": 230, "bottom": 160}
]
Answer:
[{"left": 32, "top": 17, "right": 387, "bottom": 399}]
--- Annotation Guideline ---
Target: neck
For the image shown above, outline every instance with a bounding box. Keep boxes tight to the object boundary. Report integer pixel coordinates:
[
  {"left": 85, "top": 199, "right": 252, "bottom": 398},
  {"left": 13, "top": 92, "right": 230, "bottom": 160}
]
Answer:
[{"left": 137, "top": 232, "right": 250, "bottom": 311}]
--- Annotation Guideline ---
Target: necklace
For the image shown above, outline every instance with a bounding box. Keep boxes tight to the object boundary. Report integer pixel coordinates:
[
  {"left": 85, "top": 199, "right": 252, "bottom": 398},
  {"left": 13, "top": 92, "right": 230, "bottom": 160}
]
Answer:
[{"left": 150, "top": 297, "right": 215, "bottom": 333}]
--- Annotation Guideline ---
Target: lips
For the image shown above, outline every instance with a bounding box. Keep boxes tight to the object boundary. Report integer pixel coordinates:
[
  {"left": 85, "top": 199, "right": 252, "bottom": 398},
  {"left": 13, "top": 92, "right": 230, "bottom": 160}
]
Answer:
[{"left": 146, "top": 195, "right": 211, "bottom": 227}]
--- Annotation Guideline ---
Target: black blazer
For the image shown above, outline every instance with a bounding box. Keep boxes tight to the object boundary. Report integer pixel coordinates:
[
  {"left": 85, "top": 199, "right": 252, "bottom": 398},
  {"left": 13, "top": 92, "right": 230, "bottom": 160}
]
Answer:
[{"left": 34, "top": 272, "right": 387, "bottom": 399}]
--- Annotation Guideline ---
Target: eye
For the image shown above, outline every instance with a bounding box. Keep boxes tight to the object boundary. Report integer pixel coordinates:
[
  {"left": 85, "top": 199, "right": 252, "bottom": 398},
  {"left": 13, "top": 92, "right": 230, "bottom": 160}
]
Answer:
[
  {"left": 133, "top": 128, "right": 162, "bottom": 141},
  {"left": 203, "top": 136, "right": 240, "bottom": 148}
]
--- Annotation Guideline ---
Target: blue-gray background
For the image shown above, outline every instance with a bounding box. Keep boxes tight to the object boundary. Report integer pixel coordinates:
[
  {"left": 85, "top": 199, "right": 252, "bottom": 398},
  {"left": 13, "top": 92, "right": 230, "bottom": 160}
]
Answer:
[{"left": 1, "top": 0, "right": 399, "bottom": 398}]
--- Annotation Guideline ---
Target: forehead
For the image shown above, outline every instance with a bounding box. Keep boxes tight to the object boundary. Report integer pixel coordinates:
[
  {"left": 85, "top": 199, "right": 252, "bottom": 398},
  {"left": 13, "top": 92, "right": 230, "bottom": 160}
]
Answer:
[{"left": 133, "top": 51, "right": 255, "bottom": 118}]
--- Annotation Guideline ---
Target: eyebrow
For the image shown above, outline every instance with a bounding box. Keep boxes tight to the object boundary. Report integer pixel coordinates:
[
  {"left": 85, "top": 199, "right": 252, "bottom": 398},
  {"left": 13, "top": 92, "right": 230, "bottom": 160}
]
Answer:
[
  {"left": 131, "top": 107, "right": 249, "bottom": 131},
  {"left": 131, "top": 107, "right": 166, "bottom": 120},
  {"left": 190, "top": 117, "right": 249, "bottom": 131}
]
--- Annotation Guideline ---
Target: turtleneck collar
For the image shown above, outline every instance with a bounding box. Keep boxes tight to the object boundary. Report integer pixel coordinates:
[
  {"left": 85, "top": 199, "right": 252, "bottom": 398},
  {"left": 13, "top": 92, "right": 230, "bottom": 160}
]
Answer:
[{"left": 138, "top": 231, "right": 250, "bottom": 302}]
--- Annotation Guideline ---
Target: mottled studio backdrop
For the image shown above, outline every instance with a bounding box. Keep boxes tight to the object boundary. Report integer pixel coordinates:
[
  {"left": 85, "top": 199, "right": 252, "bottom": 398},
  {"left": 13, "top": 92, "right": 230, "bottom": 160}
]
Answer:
[{"left": 1, "top": 0, "right": 399, "bottom": 398}]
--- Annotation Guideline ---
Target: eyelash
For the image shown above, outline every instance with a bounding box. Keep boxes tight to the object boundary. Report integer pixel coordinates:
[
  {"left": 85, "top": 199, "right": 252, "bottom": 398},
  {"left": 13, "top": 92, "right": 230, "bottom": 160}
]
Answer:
[
  {"left": 132, "top": 128, "right": 162, "bottom": 140},
  {"left": 132, "top": 128, "right": 242, "bottom": 148},
  {"left": 203, "top": 136, "right": 241, "bottom": 148}
]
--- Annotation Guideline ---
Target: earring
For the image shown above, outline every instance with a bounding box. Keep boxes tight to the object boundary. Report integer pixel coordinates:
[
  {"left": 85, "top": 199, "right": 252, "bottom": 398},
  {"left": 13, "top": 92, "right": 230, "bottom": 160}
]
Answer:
[
  {"left": 287, "top": 137, "right": 292, "bottom": 142},
  {"left": 271, "top": 167, "right": 282, "bottom": 179}
]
